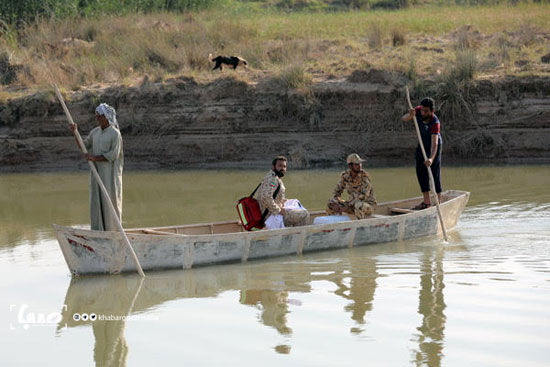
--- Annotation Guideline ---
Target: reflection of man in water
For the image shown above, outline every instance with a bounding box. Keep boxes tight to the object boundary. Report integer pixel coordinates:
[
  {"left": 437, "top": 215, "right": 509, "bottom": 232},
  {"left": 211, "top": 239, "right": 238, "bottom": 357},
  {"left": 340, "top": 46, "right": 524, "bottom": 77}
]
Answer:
[
  {"left": 93, "top": 319, "right": 128, "bottom": 367},
  {"left": 59, "top": 276, "right": 140, "bottom": 367},
  {"left": 240, "top": 289, "right": 292, "bottom": 335},
  {"left": 414, "top": 249, "right": 446, "bottom": 366},
  {"left": 332, "top": 257, "right": 378, "bottom": 329}
]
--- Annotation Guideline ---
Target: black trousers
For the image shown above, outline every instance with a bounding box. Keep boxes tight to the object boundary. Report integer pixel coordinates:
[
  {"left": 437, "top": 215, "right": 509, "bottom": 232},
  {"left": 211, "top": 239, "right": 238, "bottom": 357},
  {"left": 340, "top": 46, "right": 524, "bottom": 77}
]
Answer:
[{"left": 416, "top": 156, "right": 442, "bottom": 193}]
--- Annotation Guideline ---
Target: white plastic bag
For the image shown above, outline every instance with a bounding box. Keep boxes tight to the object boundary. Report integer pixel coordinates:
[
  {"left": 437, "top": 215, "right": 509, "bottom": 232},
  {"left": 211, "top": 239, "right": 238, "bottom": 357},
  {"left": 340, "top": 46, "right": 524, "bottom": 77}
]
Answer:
[
  {"left": 313, "top": 215, "right": 351, "bottom": 225},
  {"left": 265, "top": 199, "right": 306, "bottom": 230},
  {"left": 265, "top": 213, "right": 284, "bottom": 229}
]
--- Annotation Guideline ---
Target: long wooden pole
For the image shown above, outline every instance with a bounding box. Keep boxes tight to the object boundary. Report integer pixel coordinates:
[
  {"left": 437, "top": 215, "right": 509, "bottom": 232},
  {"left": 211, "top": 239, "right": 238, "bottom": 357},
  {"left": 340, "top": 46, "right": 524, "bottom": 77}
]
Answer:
[
  {"left": 53, "top": 84, "right": 145, "bottom": 276},
  {"left": 405, "top": 86, "right": 449, "bottom": 242}
]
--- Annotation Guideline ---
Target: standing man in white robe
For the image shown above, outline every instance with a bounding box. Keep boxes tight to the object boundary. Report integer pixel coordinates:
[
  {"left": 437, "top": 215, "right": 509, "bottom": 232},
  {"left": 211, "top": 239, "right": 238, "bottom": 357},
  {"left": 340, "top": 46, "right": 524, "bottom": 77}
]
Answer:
[{"left": 69, "top": 103, "right": 124, "bottom": 231}]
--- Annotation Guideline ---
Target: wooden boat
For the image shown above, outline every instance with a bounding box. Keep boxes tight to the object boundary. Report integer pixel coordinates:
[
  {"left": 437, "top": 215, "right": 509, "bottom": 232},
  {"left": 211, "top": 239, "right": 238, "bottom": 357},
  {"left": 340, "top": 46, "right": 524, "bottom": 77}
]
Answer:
[{"left": 53, "top": 190, "right": 470, "bottom": 275}]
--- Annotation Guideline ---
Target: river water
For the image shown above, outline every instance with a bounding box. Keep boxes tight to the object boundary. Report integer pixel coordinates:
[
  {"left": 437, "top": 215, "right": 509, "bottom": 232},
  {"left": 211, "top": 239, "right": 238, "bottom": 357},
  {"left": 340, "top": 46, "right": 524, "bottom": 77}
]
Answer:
[{"left": 1, "top": 166, "right": 549, "bottom": 366}]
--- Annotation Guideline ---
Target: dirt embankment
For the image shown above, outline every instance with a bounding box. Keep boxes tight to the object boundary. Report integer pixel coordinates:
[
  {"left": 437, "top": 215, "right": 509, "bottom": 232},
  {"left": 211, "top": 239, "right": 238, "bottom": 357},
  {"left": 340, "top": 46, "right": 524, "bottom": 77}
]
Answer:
[{"left": 1, "top": 72, "right": 549, "bottom": 172}]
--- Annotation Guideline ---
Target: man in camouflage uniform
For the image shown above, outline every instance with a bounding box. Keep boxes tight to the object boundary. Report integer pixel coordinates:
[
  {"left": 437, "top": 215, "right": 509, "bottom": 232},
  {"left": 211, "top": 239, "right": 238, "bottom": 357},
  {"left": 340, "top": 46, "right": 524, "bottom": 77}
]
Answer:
[
  {"left": 256, "top": 156, "right": 310, "bottom": 227},
  {"left": 326, "top": 153, "right": 377, "bottom": 219}
]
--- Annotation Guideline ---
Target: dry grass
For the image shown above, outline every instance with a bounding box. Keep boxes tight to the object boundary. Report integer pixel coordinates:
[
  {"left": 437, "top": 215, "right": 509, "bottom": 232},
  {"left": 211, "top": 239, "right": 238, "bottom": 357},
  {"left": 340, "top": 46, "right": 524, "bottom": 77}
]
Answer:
[
  {"left": 453, "top": 49, "right": 478, "bottom": 81},
  {"left": 271, "top": 64, "right": 313, "bottom": 90},
  {"left": 367, "top": 22, "right": 384, "bottom": 49},
  {"left": 391, "top": 27, "right": 406, "bottom": 47},
  {"left": 0, "top": 3, "right": 549, "bottom": 94}
]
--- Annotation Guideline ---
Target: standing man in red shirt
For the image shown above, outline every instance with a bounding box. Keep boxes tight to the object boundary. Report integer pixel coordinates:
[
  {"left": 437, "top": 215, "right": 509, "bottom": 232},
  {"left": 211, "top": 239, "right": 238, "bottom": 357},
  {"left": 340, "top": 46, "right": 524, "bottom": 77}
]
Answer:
[{"left": 402, "top": 97, "right": 442, "bottom": 210}]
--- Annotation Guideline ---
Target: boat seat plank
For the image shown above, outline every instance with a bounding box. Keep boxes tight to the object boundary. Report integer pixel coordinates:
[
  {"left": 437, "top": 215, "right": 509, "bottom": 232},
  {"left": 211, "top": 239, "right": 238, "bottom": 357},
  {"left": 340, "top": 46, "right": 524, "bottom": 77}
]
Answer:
[
  {"left": 142, "top": 229, "right": 180, "bottom": 236},
  {"left": 391, "top": 207, "right": 415, "bottom": 214}
]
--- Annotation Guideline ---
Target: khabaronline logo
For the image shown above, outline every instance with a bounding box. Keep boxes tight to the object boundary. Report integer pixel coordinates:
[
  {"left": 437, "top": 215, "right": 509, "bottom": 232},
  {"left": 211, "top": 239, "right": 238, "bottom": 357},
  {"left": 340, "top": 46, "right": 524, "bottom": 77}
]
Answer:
[{"left": 9, "top": 303, "right": 67, "bottom": 330}]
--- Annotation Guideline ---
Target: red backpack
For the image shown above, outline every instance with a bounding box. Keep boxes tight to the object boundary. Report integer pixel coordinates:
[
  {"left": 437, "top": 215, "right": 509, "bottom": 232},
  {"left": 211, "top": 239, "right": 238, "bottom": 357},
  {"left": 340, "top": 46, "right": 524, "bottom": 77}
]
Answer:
[{"left": 236, "top": 182, "right": 280, "bottom": 231}]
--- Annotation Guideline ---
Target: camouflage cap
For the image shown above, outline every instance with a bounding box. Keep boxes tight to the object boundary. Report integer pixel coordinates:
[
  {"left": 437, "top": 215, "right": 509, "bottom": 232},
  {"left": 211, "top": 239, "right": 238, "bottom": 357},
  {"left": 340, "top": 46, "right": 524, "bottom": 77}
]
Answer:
[{"left": 346, "top": 153, "right": 365, "bottom": 164}]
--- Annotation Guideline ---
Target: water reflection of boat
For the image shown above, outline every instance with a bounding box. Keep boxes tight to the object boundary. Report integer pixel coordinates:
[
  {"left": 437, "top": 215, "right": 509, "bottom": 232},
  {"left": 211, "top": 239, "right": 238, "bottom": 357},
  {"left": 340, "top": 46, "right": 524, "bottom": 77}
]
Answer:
[
  {"left": 53, "top": 190, "right": 469, "bottom": 275},
  {"left": 56, "top": 253, "right": 379, "bottom": 365},
  {"left": 57, "top": 241, "right": 460, "bottom": 365},
  {"left": 57, "top": 263, "right": 314, "bottom": 333}
]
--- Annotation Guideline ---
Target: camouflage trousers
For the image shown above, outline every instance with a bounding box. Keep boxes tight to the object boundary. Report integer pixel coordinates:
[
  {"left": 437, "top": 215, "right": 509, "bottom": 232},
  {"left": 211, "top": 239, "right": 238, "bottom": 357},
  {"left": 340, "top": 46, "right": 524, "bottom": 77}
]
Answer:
[
  {"left": 326, "top": 198, "right": 374, "bottom": 219},
  {"left": 283, "top": 209, "right": 310, "bottom": 227}
]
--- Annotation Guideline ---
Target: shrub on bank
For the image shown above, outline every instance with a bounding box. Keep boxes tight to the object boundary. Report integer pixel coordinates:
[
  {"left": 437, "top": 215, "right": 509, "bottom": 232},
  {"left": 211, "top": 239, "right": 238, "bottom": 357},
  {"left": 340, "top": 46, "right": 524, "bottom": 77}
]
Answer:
[{"left": 271, "top": 65, "right": 313, "bottom": 90}]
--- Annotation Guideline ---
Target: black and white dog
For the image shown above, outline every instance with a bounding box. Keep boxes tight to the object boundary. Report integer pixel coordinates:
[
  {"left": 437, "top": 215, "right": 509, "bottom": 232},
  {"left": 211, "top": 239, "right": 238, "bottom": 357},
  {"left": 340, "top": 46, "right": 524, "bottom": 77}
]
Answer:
[{"left": 209, "top": 54, "right": 248, "bottom": 71}]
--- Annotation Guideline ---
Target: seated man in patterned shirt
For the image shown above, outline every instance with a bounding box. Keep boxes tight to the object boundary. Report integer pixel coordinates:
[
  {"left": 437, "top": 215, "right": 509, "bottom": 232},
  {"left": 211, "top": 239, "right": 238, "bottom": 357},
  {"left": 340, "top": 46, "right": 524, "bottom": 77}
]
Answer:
[
  {"left": 326, "top": 153, "right": 377, "bottom": 219},
  {"left": 256, "top": 156, "right": 310, "bottom": 227}
]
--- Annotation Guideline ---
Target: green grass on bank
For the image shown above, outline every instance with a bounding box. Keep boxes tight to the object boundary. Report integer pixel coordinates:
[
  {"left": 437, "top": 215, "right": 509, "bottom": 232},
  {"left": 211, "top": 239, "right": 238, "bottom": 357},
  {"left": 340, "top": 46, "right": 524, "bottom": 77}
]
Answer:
[
  {"left": 3, "top": 0, "right": 546, "bottom": 24},
  {"left": 0, "top": 0, "right": 226, "bottom": 25},
  {"left": 0, "top": 2, "right": 549, "bottom": 95}
]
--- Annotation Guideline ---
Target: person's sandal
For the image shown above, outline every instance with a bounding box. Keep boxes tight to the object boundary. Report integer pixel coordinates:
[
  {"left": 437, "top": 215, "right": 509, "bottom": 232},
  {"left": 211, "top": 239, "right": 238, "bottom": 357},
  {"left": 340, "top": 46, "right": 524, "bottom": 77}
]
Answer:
[{"left": 412, "top": 202, "right": 431, "bottom": 210}]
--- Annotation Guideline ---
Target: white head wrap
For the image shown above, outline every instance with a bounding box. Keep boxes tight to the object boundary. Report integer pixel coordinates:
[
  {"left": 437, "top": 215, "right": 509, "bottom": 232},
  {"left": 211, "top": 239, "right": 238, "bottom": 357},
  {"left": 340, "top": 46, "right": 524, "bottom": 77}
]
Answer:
[{"left": 95, "top": 103, "right": 118, "bottom": 129}]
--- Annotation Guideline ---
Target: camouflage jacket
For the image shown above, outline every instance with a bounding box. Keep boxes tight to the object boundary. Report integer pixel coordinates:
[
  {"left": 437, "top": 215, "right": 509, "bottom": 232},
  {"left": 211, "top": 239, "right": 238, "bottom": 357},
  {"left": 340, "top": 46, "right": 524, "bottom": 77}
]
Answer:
[
  {"left": 256, "top": 170, "right": 286, "bottom": 215},
  {"left": 332, "top": 169, "right": 377, "bottom": 206}
]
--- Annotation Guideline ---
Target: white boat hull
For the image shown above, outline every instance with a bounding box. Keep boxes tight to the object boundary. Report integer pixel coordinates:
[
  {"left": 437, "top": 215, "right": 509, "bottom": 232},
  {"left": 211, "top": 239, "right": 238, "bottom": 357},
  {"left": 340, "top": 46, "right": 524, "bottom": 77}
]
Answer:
[{"left": 54, "top": 190, "right": 470, "bottom": 275}]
